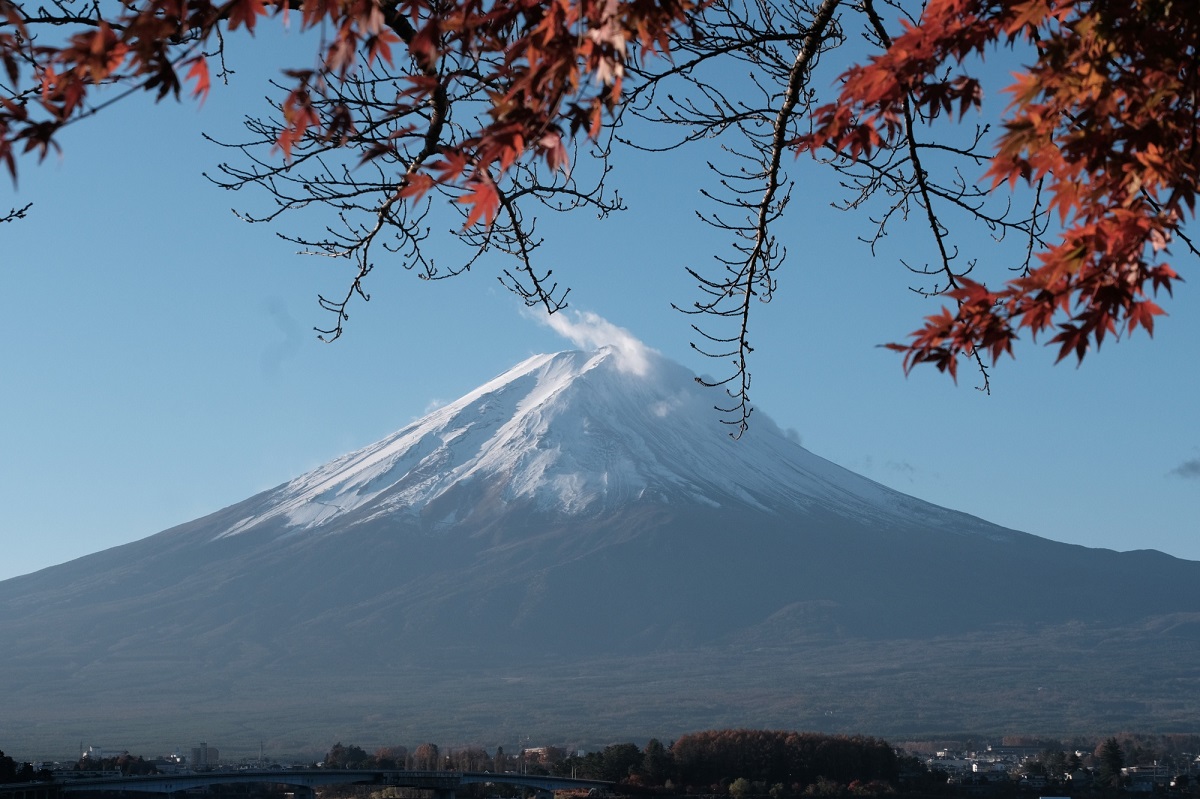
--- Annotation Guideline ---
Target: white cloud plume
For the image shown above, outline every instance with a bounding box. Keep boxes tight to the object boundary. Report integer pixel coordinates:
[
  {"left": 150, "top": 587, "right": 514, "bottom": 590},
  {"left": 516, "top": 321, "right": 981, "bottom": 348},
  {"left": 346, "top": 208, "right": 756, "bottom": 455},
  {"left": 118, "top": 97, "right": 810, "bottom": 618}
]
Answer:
[{"left": 538, "top": 309, "right": 654, "bottom": 375}]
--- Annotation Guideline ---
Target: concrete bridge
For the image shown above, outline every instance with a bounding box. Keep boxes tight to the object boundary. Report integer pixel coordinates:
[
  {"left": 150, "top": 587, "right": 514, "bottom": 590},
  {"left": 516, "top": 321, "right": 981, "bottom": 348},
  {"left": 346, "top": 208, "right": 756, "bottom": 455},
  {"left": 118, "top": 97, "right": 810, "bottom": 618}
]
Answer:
[{"left": 1, "top": 770, "right": 613, "bottom": 799}]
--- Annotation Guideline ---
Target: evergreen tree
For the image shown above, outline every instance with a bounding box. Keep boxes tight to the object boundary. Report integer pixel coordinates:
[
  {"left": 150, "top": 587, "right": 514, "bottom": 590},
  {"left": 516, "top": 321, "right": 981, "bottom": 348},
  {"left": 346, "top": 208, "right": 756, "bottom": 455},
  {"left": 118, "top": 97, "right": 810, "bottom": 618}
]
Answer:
[
  {"left": 1098, "top": 738, "right": 1125, "bottom": 789},
  {"left": 642, "top": 739, "right": 671, "bottom": 785}
]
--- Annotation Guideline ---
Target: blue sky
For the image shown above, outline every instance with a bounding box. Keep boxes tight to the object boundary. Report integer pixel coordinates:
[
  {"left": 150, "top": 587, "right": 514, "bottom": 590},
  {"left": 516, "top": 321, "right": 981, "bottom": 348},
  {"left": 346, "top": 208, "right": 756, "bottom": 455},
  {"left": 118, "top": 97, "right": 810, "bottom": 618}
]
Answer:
[{"left": 1, "top": 24, "right": 1197, "bottom": 582}]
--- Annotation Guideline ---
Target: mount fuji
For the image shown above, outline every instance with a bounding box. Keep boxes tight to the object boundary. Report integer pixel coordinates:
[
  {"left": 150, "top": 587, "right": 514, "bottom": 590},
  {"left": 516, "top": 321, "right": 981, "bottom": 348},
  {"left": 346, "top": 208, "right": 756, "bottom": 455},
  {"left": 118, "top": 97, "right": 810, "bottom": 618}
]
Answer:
[
  {"left": 1, "top": 345, "right": 1198, "bottom": 756},
  {"left": 216, "top": 347, "right": 991, "bottom": 542}
]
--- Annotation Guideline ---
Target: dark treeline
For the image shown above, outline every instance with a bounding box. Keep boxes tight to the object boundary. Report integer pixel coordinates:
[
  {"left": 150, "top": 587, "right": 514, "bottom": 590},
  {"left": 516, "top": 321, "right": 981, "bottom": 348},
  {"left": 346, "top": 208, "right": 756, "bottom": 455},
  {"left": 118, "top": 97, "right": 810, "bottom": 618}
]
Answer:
[
  {"left": 75, "top": 754, "right": 158, "bottom": 775},
  {"left": 670, "top": 730, "right": 897, "bottom": 787},
  {"left": 322, "top": 743, "right": 491, "bottom": 772},
  {"left": 319, "top": 731, "right": 901, "bottom": 793},
  {"left": 0, "top": 749, "right": 155, "bottom": 782},
  {"left": 551, "top": 730, "right": 899, "bottom": 791}
]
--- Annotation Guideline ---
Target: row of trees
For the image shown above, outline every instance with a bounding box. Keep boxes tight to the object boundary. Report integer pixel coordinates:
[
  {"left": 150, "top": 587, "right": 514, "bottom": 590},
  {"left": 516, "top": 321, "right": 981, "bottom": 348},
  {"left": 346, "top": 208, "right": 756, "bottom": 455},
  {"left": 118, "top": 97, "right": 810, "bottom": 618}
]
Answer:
[
  {"left": 0, "top": 749, "right": 160, "bottom": 782},
  {"left": 75, "top": 753, "right": 159, "bottom": 776},
  {"left": 542, "top": 731, "right": 898, "bottom": 791},
  {"left": 324, "top": 731, "right": 899, "bottom": 791},
  {"left": 663, "top": 730, "right": 898, "bottom": 788},
  {"left": 322, "top": 743, "right": 493, "bottom": 772}
]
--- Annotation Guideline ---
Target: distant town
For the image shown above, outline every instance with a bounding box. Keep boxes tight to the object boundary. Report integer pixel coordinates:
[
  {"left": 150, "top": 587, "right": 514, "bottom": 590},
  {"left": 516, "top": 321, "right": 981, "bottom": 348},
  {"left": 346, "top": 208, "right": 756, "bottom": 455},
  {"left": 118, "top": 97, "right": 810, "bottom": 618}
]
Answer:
[{"left": 4, "top": 732, "right": 1200, "bottom": 799}]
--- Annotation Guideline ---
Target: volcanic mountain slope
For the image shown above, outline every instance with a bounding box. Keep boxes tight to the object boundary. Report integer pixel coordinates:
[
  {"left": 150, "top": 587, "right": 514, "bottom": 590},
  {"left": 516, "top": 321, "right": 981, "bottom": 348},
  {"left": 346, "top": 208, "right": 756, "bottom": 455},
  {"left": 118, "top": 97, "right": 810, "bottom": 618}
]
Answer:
[{"left": 1, "top": 346, "right": 1198, "bottom": 756}]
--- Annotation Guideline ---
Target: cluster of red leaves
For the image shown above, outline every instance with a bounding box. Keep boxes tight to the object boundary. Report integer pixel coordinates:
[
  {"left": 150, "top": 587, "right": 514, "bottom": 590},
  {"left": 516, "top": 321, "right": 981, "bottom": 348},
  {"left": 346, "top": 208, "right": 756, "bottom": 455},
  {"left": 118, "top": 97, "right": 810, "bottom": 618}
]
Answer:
[
  {"left": 799, "top": 0, "right": 1193, "bottom": 378},
  {"left": 0, "top": 0, "right": 696, "bottom": 228},
  {"left": 394, "top": 0, "right": 698, "bottom": 225},
  {"left": 0, "top": 0, "right": 405, "bottom": 173}
]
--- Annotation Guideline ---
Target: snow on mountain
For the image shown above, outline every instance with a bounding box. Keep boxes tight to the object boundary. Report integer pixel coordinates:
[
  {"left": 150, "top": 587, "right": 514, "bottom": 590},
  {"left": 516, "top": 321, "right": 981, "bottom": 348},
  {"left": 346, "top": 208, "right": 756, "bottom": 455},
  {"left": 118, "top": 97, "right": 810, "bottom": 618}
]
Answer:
[{"left": 219, "top": 346, "right": 1007, "bottom": 541}]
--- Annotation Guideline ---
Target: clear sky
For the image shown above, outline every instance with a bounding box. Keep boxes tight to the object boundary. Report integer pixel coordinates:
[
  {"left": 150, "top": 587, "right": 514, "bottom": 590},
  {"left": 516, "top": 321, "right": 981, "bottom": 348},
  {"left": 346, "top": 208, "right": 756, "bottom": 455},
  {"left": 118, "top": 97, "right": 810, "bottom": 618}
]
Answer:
[{"left": 1, "top": 25, "right": 1197, "bottom": 582}]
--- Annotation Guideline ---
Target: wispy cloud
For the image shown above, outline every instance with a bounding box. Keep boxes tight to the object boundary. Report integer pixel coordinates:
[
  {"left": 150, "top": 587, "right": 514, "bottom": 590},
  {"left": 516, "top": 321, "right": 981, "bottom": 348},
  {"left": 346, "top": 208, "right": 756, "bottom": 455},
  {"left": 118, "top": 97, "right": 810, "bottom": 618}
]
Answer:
[
  {"left": 1169, "top": 458, "right": 1200, "bottom": 479},
  {"left": 537, "top": 309, "right": 654, "bottom": 375}
]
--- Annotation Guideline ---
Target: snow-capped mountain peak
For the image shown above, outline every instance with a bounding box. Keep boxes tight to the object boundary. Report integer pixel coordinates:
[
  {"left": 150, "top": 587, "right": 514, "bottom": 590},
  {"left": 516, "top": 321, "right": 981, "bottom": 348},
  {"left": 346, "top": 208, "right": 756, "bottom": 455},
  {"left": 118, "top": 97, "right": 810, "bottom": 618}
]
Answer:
[{"left": 219, "top": 346, "right": 991, "bottom": 540}]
